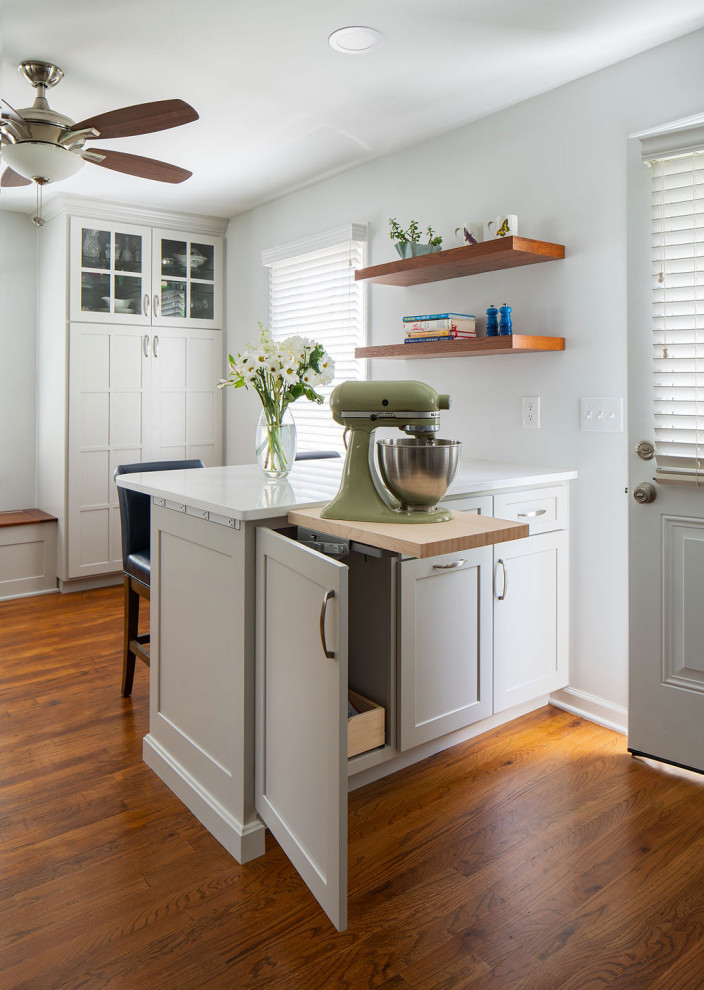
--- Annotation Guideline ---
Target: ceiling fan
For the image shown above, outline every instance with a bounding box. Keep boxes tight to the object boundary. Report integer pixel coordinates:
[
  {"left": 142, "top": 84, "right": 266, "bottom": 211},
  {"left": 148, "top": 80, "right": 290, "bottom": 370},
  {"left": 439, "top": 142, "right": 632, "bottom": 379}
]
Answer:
[{"left": 0, "top": 60, "right": 198, "bottom": 194}]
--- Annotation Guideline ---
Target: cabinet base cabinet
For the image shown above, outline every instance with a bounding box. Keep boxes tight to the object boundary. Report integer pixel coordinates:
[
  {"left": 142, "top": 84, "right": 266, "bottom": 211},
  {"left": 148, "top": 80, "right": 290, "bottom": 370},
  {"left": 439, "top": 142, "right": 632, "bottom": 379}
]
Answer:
[
  {"left": 493, "top": 530, "right": 569, "bottom": 712},
  {"left": 399, "top": 546, "right": 493, "bottom": 751}
]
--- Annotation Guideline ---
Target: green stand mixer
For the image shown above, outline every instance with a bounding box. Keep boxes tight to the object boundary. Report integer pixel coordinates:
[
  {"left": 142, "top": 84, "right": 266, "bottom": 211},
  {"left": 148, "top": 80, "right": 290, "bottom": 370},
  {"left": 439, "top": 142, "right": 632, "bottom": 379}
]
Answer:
[{"left": 321, "top": 380, "right": 461, "bottom": 524}]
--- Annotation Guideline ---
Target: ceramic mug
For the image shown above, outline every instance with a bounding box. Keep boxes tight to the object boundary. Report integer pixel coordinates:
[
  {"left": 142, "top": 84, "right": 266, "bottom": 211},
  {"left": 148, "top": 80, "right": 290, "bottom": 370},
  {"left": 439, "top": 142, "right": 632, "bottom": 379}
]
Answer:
[
  {"left": 454, "top": 221, "right": 484, "bottom": 245},
  {"left": 487, "top": 214, "right": 518, "bottom": 238}
]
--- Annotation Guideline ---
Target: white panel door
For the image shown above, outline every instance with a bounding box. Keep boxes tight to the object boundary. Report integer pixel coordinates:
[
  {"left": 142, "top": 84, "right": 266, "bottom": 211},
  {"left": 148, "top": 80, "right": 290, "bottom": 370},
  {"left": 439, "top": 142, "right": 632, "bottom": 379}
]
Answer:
[
  {"left": 256, "top": 528, "right": 348, "bottom": 932},
  {"left": 68, "top": 324, "right": 149, "bottom": 578},
  {"left": 150, "top": 328, "right": 222, "bottom": 465},
  {"left": 399, "top": 546, "right": 493, "bottom": 750},
  {"left": 493, "top": 530, "right": 569, "bottom": 713}
]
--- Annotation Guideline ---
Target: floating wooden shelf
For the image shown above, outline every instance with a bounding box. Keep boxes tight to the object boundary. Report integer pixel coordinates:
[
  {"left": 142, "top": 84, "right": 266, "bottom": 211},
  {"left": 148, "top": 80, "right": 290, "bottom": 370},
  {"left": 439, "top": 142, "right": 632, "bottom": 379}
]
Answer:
[
  {"left": 354, "top": 236, "right": 565, "bottom": 286},
  {"left": 356, "top": 334, "right": 565, "bottom": 360}
]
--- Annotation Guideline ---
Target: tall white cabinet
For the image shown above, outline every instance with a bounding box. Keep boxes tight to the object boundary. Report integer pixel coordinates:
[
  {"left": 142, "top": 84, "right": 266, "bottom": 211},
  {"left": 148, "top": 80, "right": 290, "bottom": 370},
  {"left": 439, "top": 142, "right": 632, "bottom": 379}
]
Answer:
[{"left": 37, "top": 197, "right": 227, "bottom": 588}]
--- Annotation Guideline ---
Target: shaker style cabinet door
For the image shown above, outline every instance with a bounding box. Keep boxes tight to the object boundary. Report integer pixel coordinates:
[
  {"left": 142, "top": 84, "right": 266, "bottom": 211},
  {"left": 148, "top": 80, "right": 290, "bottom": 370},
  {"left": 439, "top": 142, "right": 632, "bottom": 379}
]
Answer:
[
  {"left": 399, "top": 546, "right": 493, "bottom": 750},
  {"left": 255, "top": 528, "right": 349, "bottom": 932},
  {"left": 69, "top": 218, "right": 152, "bottom": 325},
  {"left": 152, "top": 228, "right": 223, "bottom": 329},
  {"left": 67, "top": 323, "right": 151, "bottom": 578},
  {"left": 493, "top": 530, "right": 569, "bottom": 712},
  {"left": 150, "top": 328, "right": 223, "bottom": 465}
]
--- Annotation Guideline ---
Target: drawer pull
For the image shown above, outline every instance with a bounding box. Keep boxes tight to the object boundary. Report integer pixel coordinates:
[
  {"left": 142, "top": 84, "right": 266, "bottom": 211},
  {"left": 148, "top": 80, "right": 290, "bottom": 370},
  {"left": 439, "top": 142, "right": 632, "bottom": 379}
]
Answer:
[
  {"left": 495, "top": 559, "right": 508, "bottom": 600},
  {"left": 517, "top": 508, "right": 547, "bottom": 518},
  {"left": 319, "top": 589, "right": 335, "bottom": 659},
  {"left": 432, "top": 559, "right": 466, "bottom": 570}
]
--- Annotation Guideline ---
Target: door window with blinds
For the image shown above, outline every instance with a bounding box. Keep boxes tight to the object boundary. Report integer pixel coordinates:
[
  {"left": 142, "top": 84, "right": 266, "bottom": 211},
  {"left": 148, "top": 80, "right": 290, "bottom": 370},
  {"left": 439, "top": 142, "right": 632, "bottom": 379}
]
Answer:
[
  {"left": 643, "top": 130, "right": 704, "bottom": 485},
  {"left": 262, "top": 225, "right": 366, "bottom": 454}
]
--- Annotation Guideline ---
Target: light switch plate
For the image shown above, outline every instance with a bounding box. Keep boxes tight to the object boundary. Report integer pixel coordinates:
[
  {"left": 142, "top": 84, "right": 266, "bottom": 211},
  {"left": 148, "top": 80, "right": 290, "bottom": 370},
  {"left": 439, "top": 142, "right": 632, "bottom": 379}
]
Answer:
[{"left": 580, "top": 397, "right": 624, "bottom": 432}]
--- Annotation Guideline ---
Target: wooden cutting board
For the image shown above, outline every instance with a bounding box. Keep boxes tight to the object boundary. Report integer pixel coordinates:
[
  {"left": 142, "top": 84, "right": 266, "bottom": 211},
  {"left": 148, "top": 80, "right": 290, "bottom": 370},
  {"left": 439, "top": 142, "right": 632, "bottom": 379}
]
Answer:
[{"left": 287, "top": 507, "right": 528, "bottom": 558}]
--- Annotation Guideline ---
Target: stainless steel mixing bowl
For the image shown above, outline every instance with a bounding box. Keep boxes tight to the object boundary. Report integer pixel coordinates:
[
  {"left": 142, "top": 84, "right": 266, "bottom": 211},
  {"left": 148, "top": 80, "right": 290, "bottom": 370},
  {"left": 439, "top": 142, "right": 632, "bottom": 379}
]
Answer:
[{"left": 376, "top": 438, "right": 461, "bottom": 511}]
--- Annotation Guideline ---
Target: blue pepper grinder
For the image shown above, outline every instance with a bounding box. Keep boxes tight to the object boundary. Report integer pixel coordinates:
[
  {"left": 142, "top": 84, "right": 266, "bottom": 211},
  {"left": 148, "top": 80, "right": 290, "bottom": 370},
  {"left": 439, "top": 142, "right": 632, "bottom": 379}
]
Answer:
[
  {"left": 498, "top": 303, "right": 513, "bottom": 336},
  {"left": 486, "top": 304, "right": 499, "bottom": 337}
]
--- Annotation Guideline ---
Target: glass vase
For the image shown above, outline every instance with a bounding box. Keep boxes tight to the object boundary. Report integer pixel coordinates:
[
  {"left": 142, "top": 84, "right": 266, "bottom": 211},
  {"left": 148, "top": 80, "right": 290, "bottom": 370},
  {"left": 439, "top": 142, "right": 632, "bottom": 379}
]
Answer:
[{"left": 255, "top": 406, "right": 297, "bottom": 479}]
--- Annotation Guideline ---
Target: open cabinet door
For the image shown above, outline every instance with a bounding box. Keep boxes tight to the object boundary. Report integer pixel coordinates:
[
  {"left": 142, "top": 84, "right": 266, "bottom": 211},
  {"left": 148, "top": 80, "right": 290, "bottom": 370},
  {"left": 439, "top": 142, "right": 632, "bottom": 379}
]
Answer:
[{"left": 256, "top": 527, "right": 349, "bottom": 931}]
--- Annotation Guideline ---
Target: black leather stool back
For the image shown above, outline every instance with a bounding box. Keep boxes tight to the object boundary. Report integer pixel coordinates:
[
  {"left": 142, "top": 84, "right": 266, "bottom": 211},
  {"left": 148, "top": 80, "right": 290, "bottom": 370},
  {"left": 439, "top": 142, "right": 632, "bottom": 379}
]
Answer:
[{"left": 114, "top": 459, "right": 205, "bottom": 696}]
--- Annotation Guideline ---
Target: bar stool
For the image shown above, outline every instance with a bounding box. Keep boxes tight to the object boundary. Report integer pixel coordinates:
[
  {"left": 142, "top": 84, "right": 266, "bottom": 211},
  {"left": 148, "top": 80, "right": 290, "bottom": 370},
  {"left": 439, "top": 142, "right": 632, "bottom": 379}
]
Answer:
[{"left": 114, "top": 459, "right": 205, "bottom": 697}]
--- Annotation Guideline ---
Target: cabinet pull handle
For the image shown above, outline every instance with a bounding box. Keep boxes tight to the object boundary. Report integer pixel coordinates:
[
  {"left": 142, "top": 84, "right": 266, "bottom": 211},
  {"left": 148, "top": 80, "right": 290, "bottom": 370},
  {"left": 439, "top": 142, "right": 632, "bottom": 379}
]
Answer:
[
  {"left": 153, "top": 334, "right": 159, "bottom": 358},
  {"left": 143, "top": 293, "right": 150, "bottom": 317},
  {"left": 153, "top": 294, "right": 160, "bottom": 318},
  {"left": 495, "top": 559, "right": 508, "bottom": 601},
  {"left": 432, "top": 559, "right": 466, "bottom": 570},
  {"left": 319, "top": 589, "right": 335, "bottom": 659},
  {"left": 143, "top": 334, "right": 150, "bottom": 358},
  {"left": 517, "top": 508, "right": 546, "bottom": 517}
]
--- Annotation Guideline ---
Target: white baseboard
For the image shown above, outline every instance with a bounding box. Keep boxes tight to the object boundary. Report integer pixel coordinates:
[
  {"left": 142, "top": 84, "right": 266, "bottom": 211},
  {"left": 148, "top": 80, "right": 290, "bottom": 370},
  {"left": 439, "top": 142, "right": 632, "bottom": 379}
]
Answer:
[
  {"left": 58, "top": 574, "right": 122, "bottom": 593},
  {"left": 143, "top": 734, "right": 266, "bottom": 864},
  {"left": 549, "top": 686, "right": 628, "bottom": 735}
]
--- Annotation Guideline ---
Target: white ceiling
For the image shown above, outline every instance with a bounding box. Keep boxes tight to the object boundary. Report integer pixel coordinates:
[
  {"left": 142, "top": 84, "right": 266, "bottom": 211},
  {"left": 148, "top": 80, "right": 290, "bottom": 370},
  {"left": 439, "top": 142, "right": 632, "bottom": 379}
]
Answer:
[{"left": 2, "top": 0, "right": 704, "bottom": 220}]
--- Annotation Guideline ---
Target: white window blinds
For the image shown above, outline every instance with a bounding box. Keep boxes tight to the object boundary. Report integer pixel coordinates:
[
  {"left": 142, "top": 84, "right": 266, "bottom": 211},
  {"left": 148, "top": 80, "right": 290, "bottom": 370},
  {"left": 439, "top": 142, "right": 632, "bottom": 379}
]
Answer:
[
  {"left": 647, "top": 151, "right": 704, "bottom": 484},
  {"left": 263, "top": 227, "right": 366, "bottom": 454}
]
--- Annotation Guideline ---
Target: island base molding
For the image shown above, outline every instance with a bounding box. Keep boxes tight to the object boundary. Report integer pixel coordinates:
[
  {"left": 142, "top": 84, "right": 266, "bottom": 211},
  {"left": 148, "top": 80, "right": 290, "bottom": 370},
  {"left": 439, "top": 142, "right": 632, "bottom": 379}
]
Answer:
[{"left": 143, "top": 734, "right": 267, "bottom": 864}]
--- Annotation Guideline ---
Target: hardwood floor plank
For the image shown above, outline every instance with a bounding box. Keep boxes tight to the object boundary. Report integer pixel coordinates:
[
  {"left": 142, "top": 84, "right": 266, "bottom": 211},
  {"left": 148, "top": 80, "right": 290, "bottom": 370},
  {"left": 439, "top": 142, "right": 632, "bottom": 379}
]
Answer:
[{"left": 3, "top": 587, "right": 704, "bottom": 989}]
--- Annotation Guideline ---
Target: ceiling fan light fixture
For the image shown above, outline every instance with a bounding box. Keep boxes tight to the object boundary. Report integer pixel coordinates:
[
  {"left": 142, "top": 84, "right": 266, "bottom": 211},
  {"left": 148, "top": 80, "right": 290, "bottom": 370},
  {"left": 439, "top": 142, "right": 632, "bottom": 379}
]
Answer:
[
  {"left": 1, "top": 139, "right": 84, "bottom": 183},
  {"left": 328, "top": 26, "right": 384, "bottom": 55}
]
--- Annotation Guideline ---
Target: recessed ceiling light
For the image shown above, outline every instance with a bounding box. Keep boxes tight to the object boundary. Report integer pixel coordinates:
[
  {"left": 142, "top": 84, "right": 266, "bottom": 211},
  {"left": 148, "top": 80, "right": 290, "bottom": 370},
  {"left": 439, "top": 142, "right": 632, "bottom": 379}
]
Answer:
[{"left": 328, "top": 26, "right": 384, "bottom": 55}]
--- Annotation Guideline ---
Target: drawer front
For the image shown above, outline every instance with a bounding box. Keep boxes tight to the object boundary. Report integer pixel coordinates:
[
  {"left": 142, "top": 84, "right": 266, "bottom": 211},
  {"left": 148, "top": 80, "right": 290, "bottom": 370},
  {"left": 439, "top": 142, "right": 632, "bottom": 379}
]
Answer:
[
  {"left": 442, "top": 494, "right": 493, "bottom": 516},
  {"left": 492, "top": 485, "right": 568, "bottom": 535}
]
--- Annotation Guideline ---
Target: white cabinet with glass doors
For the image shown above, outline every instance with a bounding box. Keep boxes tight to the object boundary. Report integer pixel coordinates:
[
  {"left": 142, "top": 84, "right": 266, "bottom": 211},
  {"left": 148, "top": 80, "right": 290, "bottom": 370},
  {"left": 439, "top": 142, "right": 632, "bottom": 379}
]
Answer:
[{"left": 69, "top": 217, "right": 222, "bottom": 329}]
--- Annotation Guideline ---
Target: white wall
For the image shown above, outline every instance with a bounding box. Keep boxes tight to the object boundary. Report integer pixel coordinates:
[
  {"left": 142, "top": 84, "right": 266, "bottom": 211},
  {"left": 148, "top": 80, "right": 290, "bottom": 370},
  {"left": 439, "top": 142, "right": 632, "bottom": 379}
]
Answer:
[
  {"left": 225, "top": 29, "right": 704, "bottom": 717},
  {"left": 0, "top": 212, "right": 37, "bottom": 511}
]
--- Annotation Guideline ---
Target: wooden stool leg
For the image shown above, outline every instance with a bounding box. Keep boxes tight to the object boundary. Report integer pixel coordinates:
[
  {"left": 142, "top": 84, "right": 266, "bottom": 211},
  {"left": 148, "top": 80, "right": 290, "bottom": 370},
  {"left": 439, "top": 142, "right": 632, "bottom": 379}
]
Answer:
[{"left": 121, "top": 576, "right": 140, "bottom": 697}]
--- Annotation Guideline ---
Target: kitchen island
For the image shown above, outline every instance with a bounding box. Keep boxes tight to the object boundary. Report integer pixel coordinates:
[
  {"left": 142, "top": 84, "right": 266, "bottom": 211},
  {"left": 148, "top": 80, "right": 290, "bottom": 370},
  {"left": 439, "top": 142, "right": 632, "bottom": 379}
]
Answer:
[{"left": 117, "top": 458, "right": 576, "bottom": 929}]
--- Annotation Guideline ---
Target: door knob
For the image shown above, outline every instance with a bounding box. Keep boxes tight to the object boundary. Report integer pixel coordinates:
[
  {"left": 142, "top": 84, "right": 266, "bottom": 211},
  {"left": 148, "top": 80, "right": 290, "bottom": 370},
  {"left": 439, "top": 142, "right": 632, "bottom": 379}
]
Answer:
[{"left": 633, "top": 482, "right": 656, "bottom": 504}]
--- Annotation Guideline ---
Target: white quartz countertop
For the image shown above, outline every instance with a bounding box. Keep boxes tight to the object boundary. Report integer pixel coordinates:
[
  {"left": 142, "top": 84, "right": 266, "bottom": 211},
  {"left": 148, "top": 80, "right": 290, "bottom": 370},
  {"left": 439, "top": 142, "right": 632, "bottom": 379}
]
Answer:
[{"left": 116, "top": 459, "right": 577, "bottom": 521}]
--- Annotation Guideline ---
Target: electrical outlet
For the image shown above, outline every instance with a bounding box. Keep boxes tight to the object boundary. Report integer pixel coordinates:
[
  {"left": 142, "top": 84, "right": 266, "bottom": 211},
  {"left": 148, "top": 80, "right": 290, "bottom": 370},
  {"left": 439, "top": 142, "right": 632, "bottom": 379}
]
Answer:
[
  {"left": 580, "top": 397, "right": 624, "bottom": 432},
  {"left": 522, "top": 396, "right": 540, "bottom": 429}
]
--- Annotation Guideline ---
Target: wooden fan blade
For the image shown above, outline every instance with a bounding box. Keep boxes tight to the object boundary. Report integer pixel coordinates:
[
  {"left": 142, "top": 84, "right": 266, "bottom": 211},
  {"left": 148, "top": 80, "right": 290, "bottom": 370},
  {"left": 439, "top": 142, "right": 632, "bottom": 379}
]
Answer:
[
  {"left": 86, "top": 148, "right": 192, "bottom": 183},
  {"left": 71, "top": 99, "right": 198, "bottom": 139},
  {"left": 1, "top": 167, "right": 32, "bottom": 187}
]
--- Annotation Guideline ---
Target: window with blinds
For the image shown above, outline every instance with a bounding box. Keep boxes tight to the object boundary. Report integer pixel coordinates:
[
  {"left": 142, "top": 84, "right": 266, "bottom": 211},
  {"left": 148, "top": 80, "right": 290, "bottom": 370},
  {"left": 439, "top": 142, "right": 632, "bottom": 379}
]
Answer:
[
  {"left": 262, "top": 226, "right": 366, "bottom": 454},
  {"left": 648, "top": 151, "right": 704, "bottom": 484}
]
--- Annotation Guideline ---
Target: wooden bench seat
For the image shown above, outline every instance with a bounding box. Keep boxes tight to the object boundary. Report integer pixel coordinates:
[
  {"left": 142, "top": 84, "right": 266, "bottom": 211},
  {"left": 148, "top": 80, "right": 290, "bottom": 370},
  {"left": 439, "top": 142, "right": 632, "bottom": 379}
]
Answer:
[{"left": 0, "top": 509, "right": 58, "bottom": 527}]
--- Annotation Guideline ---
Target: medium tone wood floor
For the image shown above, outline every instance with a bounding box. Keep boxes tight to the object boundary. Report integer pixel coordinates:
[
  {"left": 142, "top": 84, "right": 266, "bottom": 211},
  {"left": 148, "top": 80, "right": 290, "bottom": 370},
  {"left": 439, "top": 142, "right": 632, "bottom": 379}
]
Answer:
[{"left": 2, "top": 588, "right": 704, "bottom": 990}]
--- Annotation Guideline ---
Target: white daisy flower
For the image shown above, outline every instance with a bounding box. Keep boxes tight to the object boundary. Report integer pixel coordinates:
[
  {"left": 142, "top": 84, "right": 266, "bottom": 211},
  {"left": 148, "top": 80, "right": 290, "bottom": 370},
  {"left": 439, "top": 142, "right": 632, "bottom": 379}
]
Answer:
[{"left": 281, "top": 364, "right": 299, "bottom": 387}]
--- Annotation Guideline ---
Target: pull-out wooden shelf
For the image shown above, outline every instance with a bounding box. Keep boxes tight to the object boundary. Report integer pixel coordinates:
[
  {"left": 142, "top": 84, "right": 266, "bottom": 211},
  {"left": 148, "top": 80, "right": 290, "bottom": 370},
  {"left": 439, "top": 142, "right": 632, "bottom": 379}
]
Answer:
[
  {"left": 288, "top": 507, "right": 528, "bottom": 558},
  {"left": 354, "top": 236, "right": 564, "bottom": 286},
  {"left": 356, "top": 334, "right": 565, "bottom": 360}
]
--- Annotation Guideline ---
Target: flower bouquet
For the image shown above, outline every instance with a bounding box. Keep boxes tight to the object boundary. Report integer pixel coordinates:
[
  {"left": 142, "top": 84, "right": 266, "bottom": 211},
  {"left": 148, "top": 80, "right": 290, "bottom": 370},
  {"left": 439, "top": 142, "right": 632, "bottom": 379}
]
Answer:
[{"left": 218, "top": 323, "right": 334, "bottom": 478}]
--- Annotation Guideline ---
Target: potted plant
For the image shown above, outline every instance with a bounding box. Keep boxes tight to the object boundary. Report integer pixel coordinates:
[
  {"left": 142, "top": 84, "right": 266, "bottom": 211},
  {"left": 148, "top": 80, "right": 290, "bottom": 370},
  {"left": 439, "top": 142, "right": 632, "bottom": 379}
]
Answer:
[
  {"left": 218, "top": 323, "right": 334, "bottom": 478},
  {"left": 388, "top": 218, "right": 443, "bottom": 259}
]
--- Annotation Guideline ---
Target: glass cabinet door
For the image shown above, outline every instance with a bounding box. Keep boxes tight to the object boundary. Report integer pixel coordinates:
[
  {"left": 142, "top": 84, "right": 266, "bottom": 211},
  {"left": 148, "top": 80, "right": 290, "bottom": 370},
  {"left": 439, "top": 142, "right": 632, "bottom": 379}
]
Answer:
[
  {"left": 70, "top": 218, "right": 151, "bottom": 324},
  {"left": 153, "top": 229, "right": 222, "bottom": 329}
]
